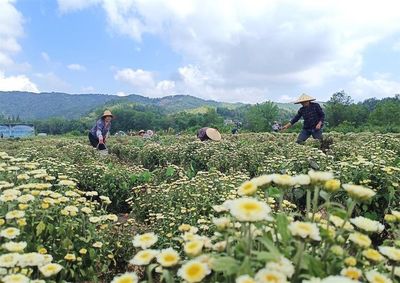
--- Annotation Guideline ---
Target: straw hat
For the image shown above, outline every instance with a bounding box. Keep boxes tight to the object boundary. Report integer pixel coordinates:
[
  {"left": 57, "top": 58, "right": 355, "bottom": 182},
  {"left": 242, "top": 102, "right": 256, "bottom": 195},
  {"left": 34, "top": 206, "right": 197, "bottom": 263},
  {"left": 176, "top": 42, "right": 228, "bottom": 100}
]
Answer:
[
  {"left": 206, "top": 128, "right": 222, "bottom": 141},
  {"left": 294, "top": 93, "right": 316, "bottom": 104},
  {"left": 102, "top": 110, "right": 113, "bottom": 118}
]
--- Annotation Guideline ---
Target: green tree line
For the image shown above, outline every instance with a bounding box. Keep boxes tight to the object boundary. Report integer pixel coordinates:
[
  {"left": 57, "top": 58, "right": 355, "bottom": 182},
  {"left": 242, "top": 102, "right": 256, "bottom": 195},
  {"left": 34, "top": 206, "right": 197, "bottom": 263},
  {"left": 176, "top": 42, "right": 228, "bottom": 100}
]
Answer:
[{"left": 2, "top": 93, "right": 399, "bottom": 135}]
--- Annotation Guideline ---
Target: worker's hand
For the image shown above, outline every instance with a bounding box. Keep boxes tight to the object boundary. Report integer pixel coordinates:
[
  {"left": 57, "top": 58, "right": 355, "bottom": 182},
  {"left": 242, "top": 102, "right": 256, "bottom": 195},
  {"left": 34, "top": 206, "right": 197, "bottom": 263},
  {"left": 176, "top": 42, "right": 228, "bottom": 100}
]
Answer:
[
  {"left": 315, "top": 122, "right": 322, "bottom": 130},
  {"left": 98, "top": 137, "right": 104, "bottom": 144},
  {"left": 280, "top": 123, "right": 291, "bottom": 131}
]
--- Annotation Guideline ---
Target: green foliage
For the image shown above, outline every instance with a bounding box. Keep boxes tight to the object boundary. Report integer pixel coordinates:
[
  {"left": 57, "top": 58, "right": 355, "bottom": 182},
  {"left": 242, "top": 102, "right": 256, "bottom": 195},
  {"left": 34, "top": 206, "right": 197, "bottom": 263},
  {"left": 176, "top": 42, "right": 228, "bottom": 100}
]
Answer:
[{"left": 244, "top": 101, "right": 279, "bottom": 132}]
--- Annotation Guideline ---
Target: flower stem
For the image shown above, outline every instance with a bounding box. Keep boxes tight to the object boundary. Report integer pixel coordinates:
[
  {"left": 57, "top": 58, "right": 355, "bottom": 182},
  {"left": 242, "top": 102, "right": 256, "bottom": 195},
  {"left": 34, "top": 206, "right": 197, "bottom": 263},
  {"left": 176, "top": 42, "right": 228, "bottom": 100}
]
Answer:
[
  {"left": 293, "top": 241, "right": 306, "bottom": 282},
  {"left": 312, "top": 186, "right": 320, "bottom": 221}
]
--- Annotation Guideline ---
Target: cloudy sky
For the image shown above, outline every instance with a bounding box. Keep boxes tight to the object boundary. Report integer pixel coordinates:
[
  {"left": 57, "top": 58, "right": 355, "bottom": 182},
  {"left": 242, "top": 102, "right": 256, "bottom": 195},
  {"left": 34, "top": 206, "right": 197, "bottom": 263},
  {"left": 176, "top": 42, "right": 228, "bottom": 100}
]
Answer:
[{"left": 1, "top": 0, "right": 400, "bottom": 103}]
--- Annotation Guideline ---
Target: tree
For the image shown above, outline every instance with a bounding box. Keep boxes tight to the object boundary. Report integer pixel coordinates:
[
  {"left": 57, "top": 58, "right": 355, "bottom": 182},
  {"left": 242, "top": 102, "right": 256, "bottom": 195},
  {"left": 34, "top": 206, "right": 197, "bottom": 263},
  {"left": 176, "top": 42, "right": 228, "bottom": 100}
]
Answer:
[{"left": 244, "top": 101, "right": 279, "bottom": 132}]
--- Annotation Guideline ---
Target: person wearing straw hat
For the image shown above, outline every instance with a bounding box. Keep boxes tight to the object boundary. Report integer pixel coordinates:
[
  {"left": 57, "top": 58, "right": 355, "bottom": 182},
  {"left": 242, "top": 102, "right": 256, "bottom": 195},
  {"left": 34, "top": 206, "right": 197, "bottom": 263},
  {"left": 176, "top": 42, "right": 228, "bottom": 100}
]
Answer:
[
  {"left": 88, "top": 110, "right": 113, "bottom": 150},
  {"left": 281, "top": 94, "right": 325, "bottom": 144},
  {"left": 197, "top": 127, "right": 222, "bottom": 141}
]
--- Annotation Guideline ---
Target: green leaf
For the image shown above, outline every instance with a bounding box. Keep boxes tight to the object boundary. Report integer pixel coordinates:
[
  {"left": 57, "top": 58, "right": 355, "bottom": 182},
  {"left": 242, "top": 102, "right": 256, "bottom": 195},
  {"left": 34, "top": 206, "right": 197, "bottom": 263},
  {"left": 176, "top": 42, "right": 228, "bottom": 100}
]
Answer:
[
  {"left": 237, "top": 257, "right": 253, "bottom": 276},
  {"left": 146, "top": 263, "right": 158, "bottom": 283},
  {"left": 254, "top": 251, "right": 279, "bottom": 262},
  {"left": 268, "top": 187, "right": 281, "bottom": 198},
  {"left": 276, "top": 213, "right": 291, "bottom": 244},
  {"left": 258, "top": 236, "right": 281, "bottom": 256},
  {"left": 319, "top": 190, "right": 330, "bottom": 201},
  {"left": 303, "top": 254, "right": 325, "bottom": 277},
  {"left": 36, "top": 221, "right": 46, "bottom": 236},
  {"left": 211, "top": 256, "right": 239, "bottom": 275},
  {"left": 162, "top": 270, "right": 174, "bottom": 283}
]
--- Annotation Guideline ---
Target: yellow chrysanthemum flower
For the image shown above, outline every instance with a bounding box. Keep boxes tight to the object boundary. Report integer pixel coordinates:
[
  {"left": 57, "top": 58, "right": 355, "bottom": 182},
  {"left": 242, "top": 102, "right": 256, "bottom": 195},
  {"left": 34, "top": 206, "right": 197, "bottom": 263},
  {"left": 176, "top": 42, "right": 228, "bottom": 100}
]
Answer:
[
  {"left": 178, "top": 260, "right": 211, "bottom": 282},
  {"left": 110, "top": 272, "right": 138, "bottom": 283},
  {"left": 184, "top": 240, "right": 204, "bottom": 257},
  {"left": 156, "top": 248, "right": 180, "bottom": 267}
]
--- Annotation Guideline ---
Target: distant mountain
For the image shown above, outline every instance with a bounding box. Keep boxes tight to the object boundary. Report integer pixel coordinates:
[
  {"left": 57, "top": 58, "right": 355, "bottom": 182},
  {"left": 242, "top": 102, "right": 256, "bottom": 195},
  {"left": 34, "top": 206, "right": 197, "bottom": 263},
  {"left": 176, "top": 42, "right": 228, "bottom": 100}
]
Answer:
[{"left": 0, "top": 91, "right": 296, "bottom": 120}]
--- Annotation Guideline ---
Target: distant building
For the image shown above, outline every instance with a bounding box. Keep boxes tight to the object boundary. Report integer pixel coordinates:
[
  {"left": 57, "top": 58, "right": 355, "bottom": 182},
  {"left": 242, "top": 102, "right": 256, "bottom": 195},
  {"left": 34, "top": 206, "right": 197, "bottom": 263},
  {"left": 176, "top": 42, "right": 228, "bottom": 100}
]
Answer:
[{"left": 0, "top": 124, "right": 35, "bottom": 138}]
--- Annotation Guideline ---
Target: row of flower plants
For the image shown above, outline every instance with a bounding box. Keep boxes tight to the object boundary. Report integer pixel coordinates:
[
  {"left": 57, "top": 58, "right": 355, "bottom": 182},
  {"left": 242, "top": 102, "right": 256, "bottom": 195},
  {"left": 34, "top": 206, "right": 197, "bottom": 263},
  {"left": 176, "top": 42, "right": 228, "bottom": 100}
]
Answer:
[
  {"left": 112, "top": 170, "right": 400, "bottom": 283},
  {"left": 1, "top": 133, "right": 399, "bottom": 282},
  {"left": 0, "top": 151, "right": 136, "bottom": 282}
]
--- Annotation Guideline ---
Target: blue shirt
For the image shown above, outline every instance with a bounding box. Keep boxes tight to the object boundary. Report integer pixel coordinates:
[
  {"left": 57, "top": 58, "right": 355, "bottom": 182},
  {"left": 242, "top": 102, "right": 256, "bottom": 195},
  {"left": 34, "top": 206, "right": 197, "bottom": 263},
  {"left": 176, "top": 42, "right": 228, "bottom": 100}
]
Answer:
[
  {"left": 90, "top": 119, "right": 111, "bottom": 139},
  {"left": 290, "top": 103, "right": 324, "bottom": 130}
]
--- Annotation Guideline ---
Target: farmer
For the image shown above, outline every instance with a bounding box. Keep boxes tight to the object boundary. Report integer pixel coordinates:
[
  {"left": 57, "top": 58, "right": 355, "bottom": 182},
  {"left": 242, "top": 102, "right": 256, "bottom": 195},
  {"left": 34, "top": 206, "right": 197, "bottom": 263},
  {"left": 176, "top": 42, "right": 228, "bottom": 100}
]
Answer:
[
  {"left": 197, "top": 127, "right": 222, "bottom": 141},
  {"left": 88, "top": 110, "right": 113, "bottom": 150},
  {"left": 281, "top": 94, "right": 325, "bottom": 144}
]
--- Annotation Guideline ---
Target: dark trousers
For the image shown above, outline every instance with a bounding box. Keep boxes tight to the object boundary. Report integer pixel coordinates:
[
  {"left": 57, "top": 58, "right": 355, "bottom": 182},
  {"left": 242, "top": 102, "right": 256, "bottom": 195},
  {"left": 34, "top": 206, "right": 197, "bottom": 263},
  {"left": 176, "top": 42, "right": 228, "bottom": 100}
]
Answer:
[
  {"left": 88, "top": 132, "right": 106, "bottom": 150},
  {"left": 296, "top": 128, "right": 323, "bottom": 144}
]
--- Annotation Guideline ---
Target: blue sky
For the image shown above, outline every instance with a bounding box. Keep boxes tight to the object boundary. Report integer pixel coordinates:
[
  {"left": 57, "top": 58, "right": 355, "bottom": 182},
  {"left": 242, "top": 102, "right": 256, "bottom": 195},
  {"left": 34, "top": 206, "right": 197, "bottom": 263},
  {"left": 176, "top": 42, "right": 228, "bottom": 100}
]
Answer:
[{"left": 1, "top": 0, "right": 400, "bottom": 103}]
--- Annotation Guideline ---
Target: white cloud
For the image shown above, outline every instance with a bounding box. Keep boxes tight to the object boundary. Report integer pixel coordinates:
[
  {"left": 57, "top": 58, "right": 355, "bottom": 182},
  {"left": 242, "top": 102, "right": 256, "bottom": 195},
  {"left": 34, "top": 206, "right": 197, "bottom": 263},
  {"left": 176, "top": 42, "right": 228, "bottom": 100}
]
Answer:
[
  {"left": 347, "top": 76, "right": 400, "bottom": 100},
  {"left": 67, "top": 63, "right": 86, "bottom": 71},
  {"left": 57, "top": 0, "right": 101, "bottom": 13},
  {"left": 0, "top": 0, "right": 24, "bottom": 67},
  {"left": 0, "top": 71, "right": 39, "bottom": 92},
  {"left": 60, "top": 0, "right": 400, "bottom": 102},
  {"left": 34, "top": 72, "right": 70, "bottom": 92},
  {"left": 114, "top": 68, "right": 155, "bottom": 88},
  {"left": 41, "top": 52, "right": 50, "bottom": 62},
  {"left": 116, "top": 91, "right": 128, "bottom": 96}
]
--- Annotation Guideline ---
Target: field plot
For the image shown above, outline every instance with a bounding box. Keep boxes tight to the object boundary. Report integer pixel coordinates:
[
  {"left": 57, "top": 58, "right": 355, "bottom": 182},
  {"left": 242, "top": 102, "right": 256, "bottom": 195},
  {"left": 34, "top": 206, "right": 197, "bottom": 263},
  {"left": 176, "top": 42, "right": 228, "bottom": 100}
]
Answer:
[{"left": 0, "top": 133, "right": 399, "bottom": 282}]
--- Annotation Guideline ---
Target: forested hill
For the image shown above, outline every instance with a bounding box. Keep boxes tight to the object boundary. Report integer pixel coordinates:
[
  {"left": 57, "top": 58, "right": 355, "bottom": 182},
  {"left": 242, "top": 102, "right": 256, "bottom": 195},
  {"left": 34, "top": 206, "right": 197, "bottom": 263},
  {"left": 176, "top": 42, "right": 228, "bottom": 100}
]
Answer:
[{"left": 0, "top": 91, "right": 250, "bottom": 120}]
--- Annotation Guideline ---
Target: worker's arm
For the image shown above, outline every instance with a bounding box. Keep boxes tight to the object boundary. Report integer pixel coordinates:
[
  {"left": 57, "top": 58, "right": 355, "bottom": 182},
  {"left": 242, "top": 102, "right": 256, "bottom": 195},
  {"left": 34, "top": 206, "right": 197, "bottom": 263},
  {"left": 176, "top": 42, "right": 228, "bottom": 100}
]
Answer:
[
  {"left": 315, "top": 104, "right": 325, "bottom": 130},
  {"left": 96, "top": 120, "right": 105, "bottom": 144},
  {"left": 281, "top": 109, "right": 302, "bottom": 130}
]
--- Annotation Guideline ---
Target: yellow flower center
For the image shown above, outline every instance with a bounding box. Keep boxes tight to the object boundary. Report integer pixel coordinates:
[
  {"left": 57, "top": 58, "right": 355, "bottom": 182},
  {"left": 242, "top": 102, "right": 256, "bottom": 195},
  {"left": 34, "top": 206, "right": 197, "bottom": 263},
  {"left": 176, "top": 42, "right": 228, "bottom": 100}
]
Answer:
[
  {"left": 187, "top": 264, "right": 201, "bottom": 277},
  {"left": 164, "top": 254, "right": 176, "bottom": 262},
  {"left": 264, "top": 274, "right": 279, "bottom": 283},
  {"left": 242, "top": 202, "right": 260, "bottom": 212}
]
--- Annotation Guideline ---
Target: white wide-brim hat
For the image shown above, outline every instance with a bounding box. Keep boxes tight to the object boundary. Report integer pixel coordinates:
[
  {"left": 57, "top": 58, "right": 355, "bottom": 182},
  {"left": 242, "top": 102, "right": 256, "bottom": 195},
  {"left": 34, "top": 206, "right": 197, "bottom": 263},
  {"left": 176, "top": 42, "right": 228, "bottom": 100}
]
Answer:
[
  {"left": 294, "top": 94, "right": 316, "bottom": 104},
  {"left": 206, "top": 128, "right": 222, "bottom": 141}
]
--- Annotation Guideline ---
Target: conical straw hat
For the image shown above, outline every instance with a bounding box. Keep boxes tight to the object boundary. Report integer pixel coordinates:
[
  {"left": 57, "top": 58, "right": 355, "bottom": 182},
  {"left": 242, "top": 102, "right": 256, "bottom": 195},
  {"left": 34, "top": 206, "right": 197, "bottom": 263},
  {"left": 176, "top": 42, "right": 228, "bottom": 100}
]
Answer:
[
  {"left": 102, "top": 110, "right": 113, "bottom": 118},
  {"left": 294, "top": 94, "right": 316, "bottom": 104},
  {"left": 206, "top": 128, "right": 222, "bottom": 141}
]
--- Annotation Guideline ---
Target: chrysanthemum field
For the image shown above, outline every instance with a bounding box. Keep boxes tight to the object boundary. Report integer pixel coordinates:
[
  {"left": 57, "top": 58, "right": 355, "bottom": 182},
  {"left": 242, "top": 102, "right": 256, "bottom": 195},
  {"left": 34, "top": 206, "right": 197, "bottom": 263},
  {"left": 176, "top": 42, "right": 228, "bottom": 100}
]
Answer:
[{"left": 0, "top": 132, "right": 399, "bottom": 283}]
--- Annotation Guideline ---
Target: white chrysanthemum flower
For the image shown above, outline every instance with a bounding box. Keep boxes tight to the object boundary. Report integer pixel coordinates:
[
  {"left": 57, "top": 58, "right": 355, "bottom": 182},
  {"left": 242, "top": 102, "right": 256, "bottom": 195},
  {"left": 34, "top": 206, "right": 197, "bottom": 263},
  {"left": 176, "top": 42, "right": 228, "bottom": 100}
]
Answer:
[
  {"left": 110, "top": 272, "right": 139, "bottom": 283},
  {"left": 2, "top": 241, "right": 27, "bottom": 252},
  {"left": 348, "top": 232, "right": 371, "bottom": 248},
  {"left": 212, "top": 217, "right": 230, "bottom": 230},
  {"left": 343, "top": 184, "right": 376, "bottom": 201},
  {"left": 17, "top": 194, "right": 35, "bottom": 203},
  {"left": 0, "top": 227, "right": 21, "bottom": 239},
  {"left": 58, "top": 180, "right": 76, "bottom": 187},
  {"left": 265, "top": 256, "right": 295, "bottom": 278},
  {"left": 378, "top": 246, "right": 400, "bottom": 262},
  {"left": 237, "top": 180, "right": 258, "bottom": 196},
  {"left": 129, "top": 249, "right": 158, "bottom": 265},
  {"left": 273, "top": 174, "right": 295, "bottom": 187},
  {"left": 5, "top": 210, "right": 25, "bottom": 220},
  {"left": 132, "top": 232, "right": 158, "bottom": 249},
  {"left": 340, "top": 267, "right": 362, "bottom": 280},
  {"left": 255, "top": 268, "right": 287, "bottom": 283},
  {"left": 308, "top": 170, "right": 334, "bottom": 183},
  {"left": 1, "top": 273, "right": 30, "bottom": 283},
  {"left": 362, "top": 249, "right": 384, "bottom": 262},
  {"left": 288, "top": 221, "right": 321, "bottom": 241},
  {"left": 236, "top": 274, "right": 256, "bottom": 283},
  {"left": 184, "top": 240, "right": 204, "bottom": 257},
  {"left": 39, "top": 263, "right": 63, "bottom": 277},
  {"left": 365, "top": 270, "right": 392, "bottom": 283},
  {"left": 251, "top": 175, "right": 273, "bottom": 187},
  {"left": 178, "top": 260, "right": 211, "bottom": 283},
  {"left": 329, "top": 215, "right": 354, "bottom": 231},
  {"left": 320, "top": 275, "right": 359, "bottom": 283},
  {"left": 350, "top": 217, "right": 384, "bottom": 233},
  {"left": 293, "top": 174, "right": 311, "bottom": 186},
  {"left": 229, "top": 197, "right": 272, "bottom": 222},
  {"left": 0, "top": 253, "right": 20, "bottom": 267},
  {"left": 156, "top": 248, "right": 180, "bottom": 267},
  {"left": 18, "top": 252, "right": 46, "bottom": 267}
]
